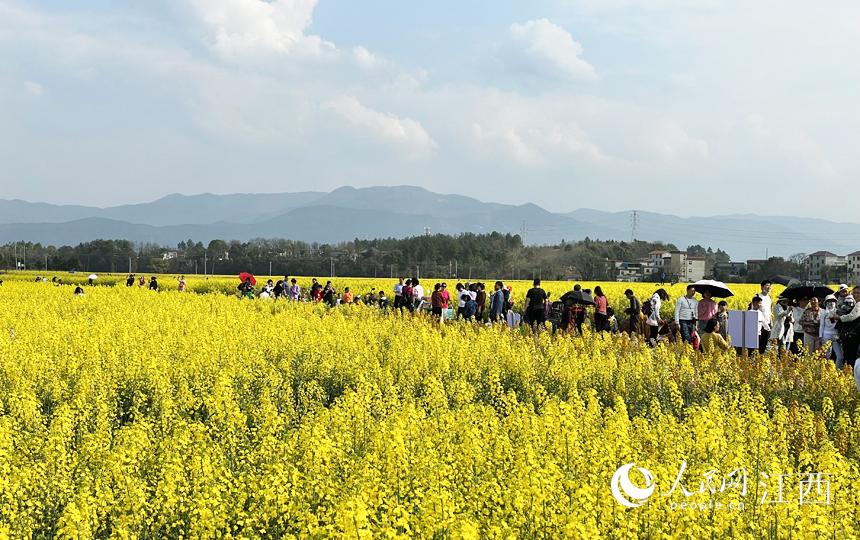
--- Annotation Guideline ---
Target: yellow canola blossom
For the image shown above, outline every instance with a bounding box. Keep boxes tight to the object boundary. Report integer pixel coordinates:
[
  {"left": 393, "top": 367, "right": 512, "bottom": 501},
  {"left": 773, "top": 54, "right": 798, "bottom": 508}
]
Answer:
[{"left": 0, "top": 280, "right": 857, "bottom": 538}]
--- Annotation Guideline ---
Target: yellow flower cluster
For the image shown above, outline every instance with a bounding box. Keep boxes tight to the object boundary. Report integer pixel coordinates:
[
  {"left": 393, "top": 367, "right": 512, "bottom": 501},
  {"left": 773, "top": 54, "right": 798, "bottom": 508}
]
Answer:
[{"left": 0, "top": 279, "right": 855, "bottom": 538}]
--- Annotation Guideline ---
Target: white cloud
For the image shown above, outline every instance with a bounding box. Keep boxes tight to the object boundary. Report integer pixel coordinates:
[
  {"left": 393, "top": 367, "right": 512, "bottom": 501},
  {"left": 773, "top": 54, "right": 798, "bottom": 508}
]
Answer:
[
  {"left": 646, "top": 121, "right": 709, "bottom": 162},
  {"left": 24, "top": 80, "right": 44, "bottom": 96},
  {"left": 504, "top": 19, "right": 597, "bottom": 81},
  {"left": 352, "top": 46, "right": 386, "bottom": 69},
  {"left": 321, "top": 96, "right": 437, "bottom": 158},
  {"left": 185, "top": 0, "right": 336, "bottom": 60}
]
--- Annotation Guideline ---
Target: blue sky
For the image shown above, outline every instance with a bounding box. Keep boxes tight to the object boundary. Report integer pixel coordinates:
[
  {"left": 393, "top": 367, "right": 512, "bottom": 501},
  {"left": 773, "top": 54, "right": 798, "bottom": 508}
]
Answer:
[{"left": 1, "top": 0, "right": 858, "bottom": 216}]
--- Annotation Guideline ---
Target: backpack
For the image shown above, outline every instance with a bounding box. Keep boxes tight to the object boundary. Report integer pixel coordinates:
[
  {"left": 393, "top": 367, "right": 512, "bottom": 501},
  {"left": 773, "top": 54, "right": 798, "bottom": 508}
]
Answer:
[
  {"left": 502, "top": 288, "right": 513, "bottom": 312},
  {"left": 642, "top": 298, "right": 653, "bottom": 317},
  {"left": 463, "top": 298, "right": 477, "bottom": 318}
]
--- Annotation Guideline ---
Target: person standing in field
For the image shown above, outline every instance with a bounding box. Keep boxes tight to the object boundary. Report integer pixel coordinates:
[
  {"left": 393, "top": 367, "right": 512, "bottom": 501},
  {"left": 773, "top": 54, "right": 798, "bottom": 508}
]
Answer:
[
  {"left": 440, "top": 283, "right": 450, "bottom": 314},
  {"left": 475, "top": 283, "right": 487, "bottom": 322},
  {"left": 393, "top": 278, "right": 404, "bottom": 309},
  {"left": 149, "top": 276, "right": 159, "bottom": 291},
  {"left": 288, "top": 278, "right": 301, "bottom": 301},
  {"left": 524, "top": 278, "right": 548, "bottom": 330},
  {"left": 646, "top": 289, "right": 669, "bottom": 345},
  {"left": 490, "top": 281, "right": 506, "bottom": 322},
  {"left": 674, "top": 285, "right": 698, "bottom": 344},
  {"left": 624, "top": 289, "right": 642, "bottom": 336},
  {"left": 593, "top": 286, "right": 608, "bottom": 332},
  {"left": 455, "top": 283, "right": 466, "bottom": 318},
  {"left": 401, "top": 279, "right": 414, "bottom": 313},
  {"left": 178, "top": 275, "right": 187, "bottom": 292},
  {"left": 716, "top": 301, "right": 729, "bottom": 340},
  {"left": 790, "top": 298, "right": 808, "bottom": 354},
  {"left": 412, "top": 278, "right": 424, "bottom": 311},
  {"left": 138, "top": 275, "right": 145, "bottom": 287},
  {"left": 126, "top": 274, "right": 135, "bottom": 287},
  {"left": 800, "top": 297, "right": 823, "bottom": 353},
  {"left": 755, "top": 280, "right": 773, "bottom": 354},
  {"left": 820, "top": 295, "right": 844, "bottom": 369},
  {"left": 430, "top": 283, "right": 445, "bottom": 322},
  {"left": 831, "top": 286, "right": 860, "bottom": 373},
  {"left": 749, "top": 296, "right": 768, "bottom": 354},
  {"left": 697, "top": 290, "right": 717, "bottom": 334},
  {"left": 770, "top": 296, "right": 794, "bottom": 352}
]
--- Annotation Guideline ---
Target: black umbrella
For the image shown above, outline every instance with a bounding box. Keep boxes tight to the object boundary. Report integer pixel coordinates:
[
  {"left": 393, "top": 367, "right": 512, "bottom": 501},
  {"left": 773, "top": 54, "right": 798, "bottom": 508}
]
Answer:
[
  {"left": 779, "top": 284, "right": 834, "bottom": 301},
  {"left": 560, "top": 290, "right": 595, "bottom": 306},
  {"left": 769, "top": 275, "right": 801, "bottom": 287}
]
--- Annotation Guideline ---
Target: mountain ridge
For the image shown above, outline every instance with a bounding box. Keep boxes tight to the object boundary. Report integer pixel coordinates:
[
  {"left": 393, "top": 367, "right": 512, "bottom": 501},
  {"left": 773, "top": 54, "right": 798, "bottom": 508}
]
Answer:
[{"left": 2, "top": 186, "right": 859, "bottom": 261}]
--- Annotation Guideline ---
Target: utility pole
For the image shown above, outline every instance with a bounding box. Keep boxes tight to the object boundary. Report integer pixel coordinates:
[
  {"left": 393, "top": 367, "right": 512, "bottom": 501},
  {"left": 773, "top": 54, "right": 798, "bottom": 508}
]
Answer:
[
  {"left": 330, "top": 257, "right": 334, "bottom": 277},
  {"left": 45, "top": 255, "right": 48, "bottom": 272},
  {"left": 269, "top": 261, "right": 272, "bottom": 277},
  {"left": 204, "top": 250, "right": 207, "bottom": 276},
  {"left": 128, "top": 257, "right": 132, "bottom": 274},
  {"left": 454, "top": 260, "right": 458, "bottom": 278}
]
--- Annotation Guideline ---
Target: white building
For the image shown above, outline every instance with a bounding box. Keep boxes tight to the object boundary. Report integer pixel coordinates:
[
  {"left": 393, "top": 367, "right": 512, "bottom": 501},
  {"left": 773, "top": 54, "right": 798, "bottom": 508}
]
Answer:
[
  {"left": 805, "top": 251, "right": 847, "bottom": 281},
  {"left": 848, "top": 251, "right": 860, "bottom": 282}
]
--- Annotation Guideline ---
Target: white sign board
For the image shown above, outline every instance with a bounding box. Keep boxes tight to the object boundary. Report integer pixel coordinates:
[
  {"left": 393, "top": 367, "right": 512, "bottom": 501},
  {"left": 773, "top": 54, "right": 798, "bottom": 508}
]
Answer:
[{"left": 727, "top": 310, "right": 761, "bottom": 349}]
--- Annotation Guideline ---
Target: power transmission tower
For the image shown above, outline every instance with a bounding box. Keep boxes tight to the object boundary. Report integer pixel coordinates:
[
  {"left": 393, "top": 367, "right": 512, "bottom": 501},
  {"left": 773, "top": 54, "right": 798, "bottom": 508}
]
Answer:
[
  {"left": 630, "top": 211, "right": 639, "bottom": 241},
  {"left": 520, "top": 221, "right": 527, "bottom": 244},
  {"left": 423, "top": 227, "right": 431, "bottom": 236}
]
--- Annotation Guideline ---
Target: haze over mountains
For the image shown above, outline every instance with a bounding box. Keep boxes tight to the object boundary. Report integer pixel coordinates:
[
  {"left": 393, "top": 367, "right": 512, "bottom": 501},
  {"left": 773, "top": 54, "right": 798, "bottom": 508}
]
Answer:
[{"left": 1, "top": 186, "right": 858, "bottom": 261}]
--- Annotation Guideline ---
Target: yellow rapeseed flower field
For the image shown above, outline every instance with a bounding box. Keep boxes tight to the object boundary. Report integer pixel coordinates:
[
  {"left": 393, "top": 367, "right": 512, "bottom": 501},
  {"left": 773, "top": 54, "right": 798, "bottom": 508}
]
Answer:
[{"left": 1, "top": 276, "right": 858, "bottom": 538}]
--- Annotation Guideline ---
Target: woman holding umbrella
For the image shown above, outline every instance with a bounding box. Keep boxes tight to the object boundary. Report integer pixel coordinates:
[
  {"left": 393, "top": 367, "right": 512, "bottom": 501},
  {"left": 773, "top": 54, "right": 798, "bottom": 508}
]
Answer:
[
  {"left": 697, "top": 290, "right": 717, "bottom": 333},
  {"left": 692, "top": 280, "right": 733, "bottom": 333},
  {"left": 238, "top": 272, "right": 256, "bottom": 299}
]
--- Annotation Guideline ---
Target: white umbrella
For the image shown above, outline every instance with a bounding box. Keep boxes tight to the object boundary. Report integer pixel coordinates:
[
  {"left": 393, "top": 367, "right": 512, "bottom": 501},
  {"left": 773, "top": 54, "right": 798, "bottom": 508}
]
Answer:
[
  {"left": 692, "top": 279, "right": 733, "bottom": 298},
  {"left": 88, "top": 274, "right": 98, "bottom": 280}
]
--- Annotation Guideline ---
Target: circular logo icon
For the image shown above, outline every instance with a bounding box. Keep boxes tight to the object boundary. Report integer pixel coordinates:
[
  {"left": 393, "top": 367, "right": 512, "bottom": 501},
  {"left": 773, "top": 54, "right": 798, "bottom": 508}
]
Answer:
[{"left": 611, "top": 463, "right": 656, "bottom": 508}]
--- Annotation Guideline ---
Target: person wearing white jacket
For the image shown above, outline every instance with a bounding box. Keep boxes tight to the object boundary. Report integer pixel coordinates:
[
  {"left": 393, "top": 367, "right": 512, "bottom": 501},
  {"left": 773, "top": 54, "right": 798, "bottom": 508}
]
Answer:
[
  {"left": 820, "top": 295, "right": 843, "bottom": 369},
  {"left": 770, "top": 297, "right": 794, "bottom": 352},
  {"left": 646, "top": 289, "right": 669, "bottom": 346}
]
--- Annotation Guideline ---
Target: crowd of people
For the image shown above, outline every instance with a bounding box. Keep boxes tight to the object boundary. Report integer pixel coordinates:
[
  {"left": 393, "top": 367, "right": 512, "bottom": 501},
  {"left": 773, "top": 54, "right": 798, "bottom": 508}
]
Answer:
[{"left": 23, "top": 272, "right": 860, "bottom": 379}]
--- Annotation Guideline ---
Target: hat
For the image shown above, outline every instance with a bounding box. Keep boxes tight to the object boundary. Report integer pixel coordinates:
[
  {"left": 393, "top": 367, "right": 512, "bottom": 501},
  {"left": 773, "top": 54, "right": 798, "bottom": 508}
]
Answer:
[
  {"left": 839, "top": 284, "right": 850, "bottom": 291},
  {"left": 824, "top": 294, "right": 837, "bottom": 303}
]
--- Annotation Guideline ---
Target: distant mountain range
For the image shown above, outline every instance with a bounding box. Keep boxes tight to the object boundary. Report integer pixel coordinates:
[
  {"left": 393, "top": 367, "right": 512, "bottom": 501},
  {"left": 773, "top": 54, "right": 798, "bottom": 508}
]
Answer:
[{"left": 2, "top": 185, "right": 859, "bottom": 261}]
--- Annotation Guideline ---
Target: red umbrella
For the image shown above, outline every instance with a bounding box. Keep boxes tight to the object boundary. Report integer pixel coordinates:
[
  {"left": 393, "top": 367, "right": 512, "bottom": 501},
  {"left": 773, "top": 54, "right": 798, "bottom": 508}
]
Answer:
[{"left": 238, "top": 272, "right": 257, "bottom": 286}]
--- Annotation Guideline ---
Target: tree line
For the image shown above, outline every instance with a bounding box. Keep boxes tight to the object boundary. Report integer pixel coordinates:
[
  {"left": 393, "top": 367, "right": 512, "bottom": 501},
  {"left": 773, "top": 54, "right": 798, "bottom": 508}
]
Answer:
[{"left": 0, "top": 234, "right": 748, "bottom": 281}]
